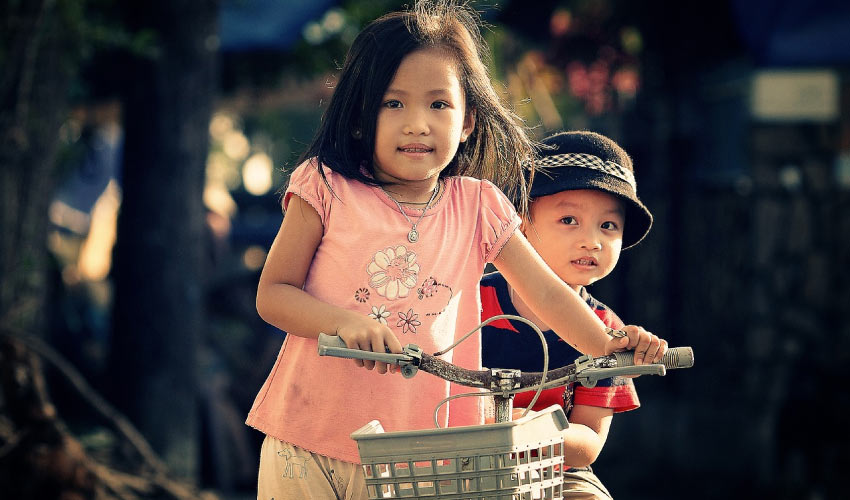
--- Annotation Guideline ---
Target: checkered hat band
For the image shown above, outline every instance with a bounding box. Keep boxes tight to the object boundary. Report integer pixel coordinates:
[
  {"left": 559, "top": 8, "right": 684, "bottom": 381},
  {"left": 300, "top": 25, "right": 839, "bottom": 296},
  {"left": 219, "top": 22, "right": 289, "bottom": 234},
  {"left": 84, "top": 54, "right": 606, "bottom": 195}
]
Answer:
[{"left": 537, "top": 153, "right": 636, "bottom": 190}]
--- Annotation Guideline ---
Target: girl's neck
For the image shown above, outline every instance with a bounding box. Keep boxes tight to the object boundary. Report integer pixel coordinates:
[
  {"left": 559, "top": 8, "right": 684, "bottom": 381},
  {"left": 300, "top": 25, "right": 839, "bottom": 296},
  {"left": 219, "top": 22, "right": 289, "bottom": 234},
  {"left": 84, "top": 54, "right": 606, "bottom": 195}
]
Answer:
[{"left": 380, "top": 178, "right": 442, "bottom": 204}]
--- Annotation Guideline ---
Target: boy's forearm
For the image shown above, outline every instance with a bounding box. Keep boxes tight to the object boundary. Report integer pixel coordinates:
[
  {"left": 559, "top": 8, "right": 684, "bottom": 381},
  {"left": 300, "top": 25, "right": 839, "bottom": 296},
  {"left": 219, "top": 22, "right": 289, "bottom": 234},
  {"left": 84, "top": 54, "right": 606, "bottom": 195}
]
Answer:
[{"left": 561, "top": 423, "right": 607, "bottom": 467}]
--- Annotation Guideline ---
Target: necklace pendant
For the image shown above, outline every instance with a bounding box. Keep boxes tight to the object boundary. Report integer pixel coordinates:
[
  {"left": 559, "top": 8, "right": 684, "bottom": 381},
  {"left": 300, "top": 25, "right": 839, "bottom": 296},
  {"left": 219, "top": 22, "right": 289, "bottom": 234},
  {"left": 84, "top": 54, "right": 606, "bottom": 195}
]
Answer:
[{"left": 381, "top": 181, "right": 439, "bottom": 245}]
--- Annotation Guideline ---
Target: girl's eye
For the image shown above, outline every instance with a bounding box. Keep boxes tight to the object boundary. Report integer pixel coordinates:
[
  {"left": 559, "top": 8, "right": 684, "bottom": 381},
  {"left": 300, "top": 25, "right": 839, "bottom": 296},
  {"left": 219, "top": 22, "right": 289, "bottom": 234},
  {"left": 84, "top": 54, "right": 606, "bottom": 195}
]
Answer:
[
  {"left": 383, "top": 100, "right": 402, "bottom": 109},
  {"left": 601, "top": 221, "right": 620, "bottom": 231},
  {"left": 560, "top": 216, "right": 578, "bottom": 225},
  {"left": 431, "top": 101, "right": 449, "bottom": 109}
]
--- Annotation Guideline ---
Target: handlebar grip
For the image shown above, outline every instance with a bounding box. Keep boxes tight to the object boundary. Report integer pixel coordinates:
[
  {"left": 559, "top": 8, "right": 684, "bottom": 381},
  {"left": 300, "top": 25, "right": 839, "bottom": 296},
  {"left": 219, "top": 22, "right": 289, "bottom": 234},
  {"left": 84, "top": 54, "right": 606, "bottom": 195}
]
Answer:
[
  {"left": 613, "top": 346, "right": 694, "bottom": 369},
  {"left": 317, "top": 333, "right": 417, "bottom": 367}
]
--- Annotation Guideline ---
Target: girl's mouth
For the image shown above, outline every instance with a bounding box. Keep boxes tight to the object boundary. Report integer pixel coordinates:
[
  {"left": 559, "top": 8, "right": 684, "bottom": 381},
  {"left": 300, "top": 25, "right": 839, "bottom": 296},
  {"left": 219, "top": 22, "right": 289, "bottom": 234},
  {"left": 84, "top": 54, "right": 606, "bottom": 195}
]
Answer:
[{"left": 398, "top": 144, "right": 434, "bottom": 153}]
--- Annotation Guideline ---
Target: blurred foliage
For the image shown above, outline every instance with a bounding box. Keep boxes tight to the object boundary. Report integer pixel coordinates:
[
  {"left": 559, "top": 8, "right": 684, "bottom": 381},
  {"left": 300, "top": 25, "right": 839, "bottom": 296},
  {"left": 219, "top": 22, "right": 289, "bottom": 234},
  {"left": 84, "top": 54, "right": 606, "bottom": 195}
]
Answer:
[
  {"left": 219, "top": 1, "right": 410, "bottom": 90},
  {"left": 1, "top": 0, "right": 162, "bottom": 103},
  {"left": 287, "top": 0, "right": 401, "bottom": 73}
]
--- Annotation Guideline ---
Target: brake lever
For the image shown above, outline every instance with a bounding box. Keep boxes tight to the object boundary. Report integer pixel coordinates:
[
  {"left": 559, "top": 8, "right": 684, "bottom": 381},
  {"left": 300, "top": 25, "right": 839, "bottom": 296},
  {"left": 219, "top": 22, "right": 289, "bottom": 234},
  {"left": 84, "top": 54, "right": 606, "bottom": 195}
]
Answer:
[
  {"left": 576, "top": 365, "right": 666, "bottom": 388},
  {"left": 573, "top": 353, "right": 667, "bottom": 388}
]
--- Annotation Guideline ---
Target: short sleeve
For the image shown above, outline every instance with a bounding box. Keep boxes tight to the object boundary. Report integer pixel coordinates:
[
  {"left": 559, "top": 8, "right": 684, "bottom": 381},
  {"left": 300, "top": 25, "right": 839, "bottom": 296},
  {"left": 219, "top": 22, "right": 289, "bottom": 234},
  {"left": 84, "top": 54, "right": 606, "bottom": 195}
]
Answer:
[
  {"left": 479, "top": 180, "right": 521, "bottom": 263},
  {"left": 573, "top": 379, "right": 640, "bottom": 413},
  {"left": 283, "top": 159, "right": 332, "bottom": 225}
]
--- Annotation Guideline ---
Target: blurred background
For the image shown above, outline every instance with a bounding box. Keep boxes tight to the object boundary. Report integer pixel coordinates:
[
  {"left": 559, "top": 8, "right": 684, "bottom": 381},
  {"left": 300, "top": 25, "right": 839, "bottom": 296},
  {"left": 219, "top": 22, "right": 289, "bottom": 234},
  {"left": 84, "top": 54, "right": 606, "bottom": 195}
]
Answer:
[{"left": 1, "top": 0, "right": 849, "bottom": 499}]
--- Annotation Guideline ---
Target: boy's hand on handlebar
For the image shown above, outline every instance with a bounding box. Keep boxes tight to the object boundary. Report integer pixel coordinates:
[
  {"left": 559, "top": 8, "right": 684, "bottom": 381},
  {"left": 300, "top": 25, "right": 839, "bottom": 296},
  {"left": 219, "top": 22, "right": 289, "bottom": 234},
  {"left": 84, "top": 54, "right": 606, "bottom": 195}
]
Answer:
[
  {"left": 619, "top": 324, "right": 668, "bottom": 365},
  {"left": 336, "top": 317, "right": 404, "bottom": 374}
]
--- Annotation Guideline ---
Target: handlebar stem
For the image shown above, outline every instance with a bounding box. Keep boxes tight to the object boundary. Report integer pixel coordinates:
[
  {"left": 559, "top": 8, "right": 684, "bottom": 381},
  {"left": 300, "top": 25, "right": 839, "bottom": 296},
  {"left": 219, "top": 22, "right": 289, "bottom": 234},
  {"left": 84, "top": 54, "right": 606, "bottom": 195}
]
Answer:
[
  {"left": 491, "top": 369, "right": 521, "bottom": 424},
  {"left": 491, "top": 368, "right": 522, "bottom": 394},
  {"left": 399, "top": 344, "right": 423, "bottom": 378}
]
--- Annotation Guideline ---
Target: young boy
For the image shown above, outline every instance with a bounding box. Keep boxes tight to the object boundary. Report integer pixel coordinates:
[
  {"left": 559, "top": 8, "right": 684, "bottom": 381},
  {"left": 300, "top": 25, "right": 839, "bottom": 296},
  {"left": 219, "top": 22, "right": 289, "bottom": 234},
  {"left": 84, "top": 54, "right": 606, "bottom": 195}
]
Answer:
[{"left": 481, "top": 131, "right": 662, "bottom": 499}]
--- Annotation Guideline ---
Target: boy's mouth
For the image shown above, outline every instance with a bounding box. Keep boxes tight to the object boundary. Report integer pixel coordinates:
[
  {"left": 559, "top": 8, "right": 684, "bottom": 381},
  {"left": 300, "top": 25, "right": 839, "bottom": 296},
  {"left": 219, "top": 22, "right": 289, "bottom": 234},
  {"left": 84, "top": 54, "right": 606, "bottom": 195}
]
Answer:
[{"left": 572, "top": 257, "right": 597, "bottom": 267}]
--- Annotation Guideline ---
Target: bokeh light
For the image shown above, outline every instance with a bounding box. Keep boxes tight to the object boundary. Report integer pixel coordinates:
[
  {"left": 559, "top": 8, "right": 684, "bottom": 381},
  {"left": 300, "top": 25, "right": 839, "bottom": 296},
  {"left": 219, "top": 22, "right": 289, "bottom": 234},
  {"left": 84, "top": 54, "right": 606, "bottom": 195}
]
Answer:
[
  {"left": 242, "top": 152, "right": 274, "bottom": 196},
  {"left": 242, "top": 245, "right": 267, "bottom": 271}
]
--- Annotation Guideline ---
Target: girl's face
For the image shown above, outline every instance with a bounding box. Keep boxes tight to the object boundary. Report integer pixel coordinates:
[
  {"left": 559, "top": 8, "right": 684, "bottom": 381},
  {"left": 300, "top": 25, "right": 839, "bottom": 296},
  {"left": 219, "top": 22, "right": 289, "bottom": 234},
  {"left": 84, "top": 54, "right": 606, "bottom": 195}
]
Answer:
[
  {"left": 522, "top": 189, "right": 625, "bottom": 290},
  {"left": 373, "top": 47, "right": 475, "bottom": 197}
]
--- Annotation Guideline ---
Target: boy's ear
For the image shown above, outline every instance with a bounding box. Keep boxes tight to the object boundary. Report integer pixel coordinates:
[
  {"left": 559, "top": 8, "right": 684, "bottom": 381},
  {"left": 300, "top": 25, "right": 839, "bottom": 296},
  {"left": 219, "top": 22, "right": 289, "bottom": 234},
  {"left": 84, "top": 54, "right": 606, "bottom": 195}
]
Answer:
[
  {"left": 519, "top": 215, "right": 531, "bottom": 237},
  {"left": 460, "top": 107, "right": 476, "bottom": 142},
  {"left": 519, "top": 213, "right": 541, "bottom": 242}
]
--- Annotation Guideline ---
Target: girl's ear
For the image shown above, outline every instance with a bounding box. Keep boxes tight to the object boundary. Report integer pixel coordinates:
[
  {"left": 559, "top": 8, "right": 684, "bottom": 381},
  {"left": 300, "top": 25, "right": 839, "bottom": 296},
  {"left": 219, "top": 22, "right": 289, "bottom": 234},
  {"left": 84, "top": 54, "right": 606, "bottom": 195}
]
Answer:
[{"left": 460, "top": 107, "right": 476, "bottom": 142}]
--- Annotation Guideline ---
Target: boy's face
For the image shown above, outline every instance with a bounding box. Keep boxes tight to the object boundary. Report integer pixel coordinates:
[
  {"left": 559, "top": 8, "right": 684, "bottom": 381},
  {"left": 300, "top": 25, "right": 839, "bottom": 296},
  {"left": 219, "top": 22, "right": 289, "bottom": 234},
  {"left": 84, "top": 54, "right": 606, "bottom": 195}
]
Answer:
[{"left": 522, "top": 189, "right": 625, "bottom": 290}]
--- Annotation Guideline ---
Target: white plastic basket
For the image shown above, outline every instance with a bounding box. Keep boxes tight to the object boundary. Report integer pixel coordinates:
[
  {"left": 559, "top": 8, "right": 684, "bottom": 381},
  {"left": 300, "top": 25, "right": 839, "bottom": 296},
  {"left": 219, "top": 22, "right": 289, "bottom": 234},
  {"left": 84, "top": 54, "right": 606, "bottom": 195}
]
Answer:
[{"left": 351, "top": 405, "right": 568, "bottom": 499}]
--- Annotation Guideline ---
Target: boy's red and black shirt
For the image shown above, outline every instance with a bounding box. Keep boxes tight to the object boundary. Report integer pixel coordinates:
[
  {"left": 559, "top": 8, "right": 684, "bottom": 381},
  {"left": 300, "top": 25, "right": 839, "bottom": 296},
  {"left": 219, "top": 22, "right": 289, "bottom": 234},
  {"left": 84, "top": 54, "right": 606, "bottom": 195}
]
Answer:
[{"left": 480, "top": 272, "right": 639, "bottom": 413}]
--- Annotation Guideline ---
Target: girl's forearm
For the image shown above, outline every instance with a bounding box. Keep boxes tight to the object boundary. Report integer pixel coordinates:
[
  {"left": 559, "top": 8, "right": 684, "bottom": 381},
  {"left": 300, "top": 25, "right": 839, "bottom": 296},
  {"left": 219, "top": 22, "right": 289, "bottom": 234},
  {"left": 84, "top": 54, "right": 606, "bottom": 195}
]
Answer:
[
  {"left": 494, "top": 234, "right": 610, "bottom": 357},
  {"left": 256, "top": 282, "right": 356, "bottom": 339},
  {"left": 527, "top": 283, "right": 610, "bottom": 356}
]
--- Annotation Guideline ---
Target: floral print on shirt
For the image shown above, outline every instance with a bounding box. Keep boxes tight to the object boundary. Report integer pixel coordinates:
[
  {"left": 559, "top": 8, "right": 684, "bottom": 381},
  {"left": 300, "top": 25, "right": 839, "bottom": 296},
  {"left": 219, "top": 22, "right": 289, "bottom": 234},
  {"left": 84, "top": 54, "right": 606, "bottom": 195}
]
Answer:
[
  {"left": 358, "top": 245, "right": 455, "bottom": 335},
  {"left": 396, "top": 308, "right": 421, "bottom": 334},
  {"left": 368, "top": 304, "right": 391, "bottom": 325},
  {"left": 367, "top": 245, "right": 419, "bottom": 300}
]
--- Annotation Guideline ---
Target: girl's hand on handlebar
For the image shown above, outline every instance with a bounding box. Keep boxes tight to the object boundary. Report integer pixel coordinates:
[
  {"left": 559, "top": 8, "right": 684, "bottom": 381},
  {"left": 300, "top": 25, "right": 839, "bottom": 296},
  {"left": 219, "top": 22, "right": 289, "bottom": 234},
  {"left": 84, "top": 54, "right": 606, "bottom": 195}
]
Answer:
[
  {"left": 618, "top": 324, "right": 668, "bottom": 365},
  {"left": 603, "top": 335, "right": 630, "bottom": 356},
  {"left": 336, "top": 316, "right": 404, "bottom": 374}
]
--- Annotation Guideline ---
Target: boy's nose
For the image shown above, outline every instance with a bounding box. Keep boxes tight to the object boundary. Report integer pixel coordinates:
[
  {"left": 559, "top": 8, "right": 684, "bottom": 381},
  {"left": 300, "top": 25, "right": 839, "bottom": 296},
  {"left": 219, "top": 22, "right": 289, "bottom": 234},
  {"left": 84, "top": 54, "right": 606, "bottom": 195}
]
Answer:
[
  {"left": 580, "top": 241, "right": 602, "bottom": 250},
  {"left": 579, "top": 230, "right": 602, "bottom": 250}
]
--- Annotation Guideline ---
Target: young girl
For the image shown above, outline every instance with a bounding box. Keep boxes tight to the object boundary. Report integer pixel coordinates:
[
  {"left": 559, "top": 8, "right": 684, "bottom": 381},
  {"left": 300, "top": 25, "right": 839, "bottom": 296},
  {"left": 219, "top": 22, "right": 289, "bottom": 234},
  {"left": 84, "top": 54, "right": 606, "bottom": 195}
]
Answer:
[{"left": 247, "top": 2, "right": 661, "bottom": 498}]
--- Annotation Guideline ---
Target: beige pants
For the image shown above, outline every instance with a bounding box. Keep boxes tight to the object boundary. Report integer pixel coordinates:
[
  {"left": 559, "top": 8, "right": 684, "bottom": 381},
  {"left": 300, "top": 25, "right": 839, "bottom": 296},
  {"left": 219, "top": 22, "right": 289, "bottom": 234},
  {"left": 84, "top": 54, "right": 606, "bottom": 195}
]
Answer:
[
  {"left": 256, "top": 436, "right": 368, "bottom": 500},
  {"left": 562, "top": 466, "right": 614, "bottom": 499}
]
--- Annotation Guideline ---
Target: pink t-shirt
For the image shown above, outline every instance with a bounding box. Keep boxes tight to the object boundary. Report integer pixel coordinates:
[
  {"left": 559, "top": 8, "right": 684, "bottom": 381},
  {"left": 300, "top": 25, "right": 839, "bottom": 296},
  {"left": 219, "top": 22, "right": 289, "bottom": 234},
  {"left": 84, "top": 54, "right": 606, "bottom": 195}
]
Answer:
[{"left": 246, "top": 161, "right": 521, "bottom": 463}]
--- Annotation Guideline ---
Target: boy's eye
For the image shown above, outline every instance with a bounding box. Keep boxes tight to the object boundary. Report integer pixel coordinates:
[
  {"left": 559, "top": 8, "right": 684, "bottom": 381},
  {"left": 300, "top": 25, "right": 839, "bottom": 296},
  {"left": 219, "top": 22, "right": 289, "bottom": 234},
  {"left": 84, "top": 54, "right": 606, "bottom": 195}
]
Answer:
[
  {"left": 431, "top": 101, "right": 449, "bottom": 109},
  {"left": 383, "top": 99, "right": 403, "bottom": 109},
  {"left": 601, "top": 221, "right": 620, "bottom": 231},
  {"left": 560, "top": 216, "right": 578, "bottom": 225}
]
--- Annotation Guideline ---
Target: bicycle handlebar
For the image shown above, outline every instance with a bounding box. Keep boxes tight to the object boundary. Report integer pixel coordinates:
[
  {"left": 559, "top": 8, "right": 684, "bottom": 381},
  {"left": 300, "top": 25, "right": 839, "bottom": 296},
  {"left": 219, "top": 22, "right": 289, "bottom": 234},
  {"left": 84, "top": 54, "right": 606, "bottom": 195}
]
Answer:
[{"left": 317, "top": 333, "right": 694, "bottom": 392}]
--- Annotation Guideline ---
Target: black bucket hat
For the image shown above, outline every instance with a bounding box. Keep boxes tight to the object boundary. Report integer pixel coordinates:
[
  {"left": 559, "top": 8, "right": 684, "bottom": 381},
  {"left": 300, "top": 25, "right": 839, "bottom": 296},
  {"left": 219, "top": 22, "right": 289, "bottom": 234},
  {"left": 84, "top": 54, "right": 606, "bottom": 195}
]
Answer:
[{"left": 529, "top": 131, "right": 653, "bottom": 249}]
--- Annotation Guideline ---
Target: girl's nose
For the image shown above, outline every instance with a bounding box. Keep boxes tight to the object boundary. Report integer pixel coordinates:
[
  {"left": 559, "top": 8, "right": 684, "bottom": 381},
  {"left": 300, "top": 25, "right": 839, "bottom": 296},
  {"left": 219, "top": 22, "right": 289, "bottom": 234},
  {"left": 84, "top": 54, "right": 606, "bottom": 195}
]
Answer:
[{"left": 402, "top": 110, "right": 430, "bottom": 135}]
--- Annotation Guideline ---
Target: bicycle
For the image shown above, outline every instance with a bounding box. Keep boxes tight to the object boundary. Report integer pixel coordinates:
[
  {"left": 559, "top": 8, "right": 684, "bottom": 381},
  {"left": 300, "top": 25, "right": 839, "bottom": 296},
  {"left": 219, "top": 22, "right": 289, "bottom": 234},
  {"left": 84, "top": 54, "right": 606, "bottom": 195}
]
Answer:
[{"left": 317, "top": 316, "right": 694, "bottom": 500}]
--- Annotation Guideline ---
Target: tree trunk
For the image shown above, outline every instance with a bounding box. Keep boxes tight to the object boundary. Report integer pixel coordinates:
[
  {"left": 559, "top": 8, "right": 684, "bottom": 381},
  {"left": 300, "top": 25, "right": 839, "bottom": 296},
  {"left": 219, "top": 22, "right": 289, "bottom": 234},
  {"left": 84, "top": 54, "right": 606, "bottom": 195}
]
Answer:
[
  {"left": 0, "top": 0, "right": 80, "bottom": 337},
  {"left": 109, "top": 0, "right": 218, "bottom": 480}
]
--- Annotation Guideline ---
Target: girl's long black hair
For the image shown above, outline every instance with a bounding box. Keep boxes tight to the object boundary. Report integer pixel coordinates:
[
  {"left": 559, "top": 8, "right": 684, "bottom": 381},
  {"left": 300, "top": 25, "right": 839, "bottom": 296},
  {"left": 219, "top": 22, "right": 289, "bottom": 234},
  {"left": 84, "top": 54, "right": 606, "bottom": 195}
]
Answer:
[{"left": 297, "top": 0, "right": 535, "bottom": 215}]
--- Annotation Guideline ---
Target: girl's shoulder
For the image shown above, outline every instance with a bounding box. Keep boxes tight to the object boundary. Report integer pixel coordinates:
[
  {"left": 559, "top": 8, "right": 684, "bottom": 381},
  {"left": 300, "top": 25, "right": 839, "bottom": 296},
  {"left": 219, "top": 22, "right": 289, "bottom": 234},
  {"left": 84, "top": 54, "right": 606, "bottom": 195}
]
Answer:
[
  {"left": 288, "top": 158, "right": 364, "bottom": 193},
  {"left": 446, "top": 174, "right": 495, "bottom": 188},
  {"left": 446, "top": 176, "right": 516, "bottom": 218},
  {"left": 285, "top": 158, "right": 365, "bottom": 212},
  {"left": 444, "top": 175, "right": 503, "bottom": 200},
  {"left": 288, "top": 158, "right": 334, "bottom": 183}
]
